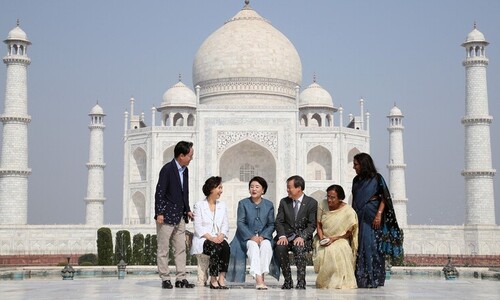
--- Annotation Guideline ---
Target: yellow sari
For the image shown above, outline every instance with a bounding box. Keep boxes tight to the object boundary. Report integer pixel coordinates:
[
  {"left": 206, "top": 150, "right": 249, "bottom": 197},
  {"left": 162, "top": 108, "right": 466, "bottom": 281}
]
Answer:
[{"left": 313, "top": 201, "right": 358, "bottom": 289}]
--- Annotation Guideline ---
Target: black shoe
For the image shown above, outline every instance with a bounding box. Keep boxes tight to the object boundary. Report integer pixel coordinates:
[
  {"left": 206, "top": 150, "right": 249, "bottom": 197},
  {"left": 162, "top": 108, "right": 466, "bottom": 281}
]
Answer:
[
  {"left": 296, "top": 279, "right": 306, "bottom": 289},
  {"left": 175, "top": 279, "right": 195, "bottom": 288},
  {"left": 162, "top": 280, "right": 173, "bottom": 289},
  {"left": 218, "top": 280, "right": 229, "bottom": 289},
  {"left": 281, "top": 281, "right": 293, "bottom": 289},
  {"left": 209, "top": 281, "right": 220, "bottom": 289}
]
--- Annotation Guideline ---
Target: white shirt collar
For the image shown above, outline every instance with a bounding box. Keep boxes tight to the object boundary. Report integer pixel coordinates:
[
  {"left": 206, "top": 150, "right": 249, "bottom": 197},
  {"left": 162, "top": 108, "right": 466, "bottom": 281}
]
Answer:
[{"left": 174, "top": 159, "right": 185, "bottom": 172}]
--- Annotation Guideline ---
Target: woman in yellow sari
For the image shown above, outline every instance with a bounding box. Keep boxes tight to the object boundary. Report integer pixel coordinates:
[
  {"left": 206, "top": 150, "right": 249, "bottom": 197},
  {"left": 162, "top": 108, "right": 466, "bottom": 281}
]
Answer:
[{"left": 313, "top": 184, "right": 358, "bottom": 289}]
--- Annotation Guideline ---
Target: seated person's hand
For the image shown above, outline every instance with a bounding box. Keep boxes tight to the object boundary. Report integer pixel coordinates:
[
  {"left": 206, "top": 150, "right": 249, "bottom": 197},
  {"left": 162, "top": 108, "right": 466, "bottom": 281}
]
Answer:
[
  {"left": 293, "top": 236, "right": 305, "bottom": 246},
  {"left": 277, "top": 236, "right": 288, "bottom": 246}
]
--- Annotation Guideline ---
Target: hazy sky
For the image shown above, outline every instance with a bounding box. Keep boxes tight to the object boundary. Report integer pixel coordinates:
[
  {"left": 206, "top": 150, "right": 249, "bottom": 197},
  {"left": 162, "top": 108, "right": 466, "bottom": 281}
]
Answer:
[{"left": 1, "top": 0, "right": 499, "bottom": 225}]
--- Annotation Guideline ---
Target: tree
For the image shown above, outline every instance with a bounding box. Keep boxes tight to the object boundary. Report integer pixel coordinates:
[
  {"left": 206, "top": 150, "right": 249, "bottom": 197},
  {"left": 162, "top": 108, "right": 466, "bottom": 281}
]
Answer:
[
  {"left": 151, "top": 234, "right": 158, "bottom": 265},
  {"left": 132, "top": 233, "right": 145, "bottom": 265},
  {"left": 114, "top": 230, "right": 132, "bottom": 264},
  {"left": 97, "top": 227, "right": 113, "bottom": 265},
  {"left": 144, "top": 234, "right": 152, "bottom": 265}
]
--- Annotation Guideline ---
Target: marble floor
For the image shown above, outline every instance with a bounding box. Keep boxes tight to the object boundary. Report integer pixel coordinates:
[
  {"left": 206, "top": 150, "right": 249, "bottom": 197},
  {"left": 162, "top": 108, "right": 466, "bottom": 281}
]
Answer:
[{"left": 1, "top": 272, "right": 499, "bottom": 300}]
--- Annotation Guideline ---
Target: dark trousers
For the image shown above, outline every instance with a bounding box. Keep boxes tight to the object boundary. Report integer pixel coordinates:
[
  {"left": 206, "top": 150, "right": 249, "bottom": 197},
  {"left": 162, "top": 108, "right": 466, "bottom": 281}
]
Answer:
[
  {"left": 203, "top": 239, "right": 230, "bottom": 276},
  {"left": 275, "top": 242, "right": 308, "bottom": 285}
]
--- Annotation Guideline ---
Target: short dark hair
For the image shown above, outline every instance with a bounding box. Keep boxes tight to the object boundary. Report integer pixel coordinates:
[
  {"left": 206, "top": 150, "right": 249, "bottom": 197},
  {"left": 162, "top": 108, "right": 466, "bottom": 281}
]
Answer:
[
  {"left": 287, "top": 175, "right": 305, "bottom": 191},
  {"left": 326, "top": 184, "right": 345, "bottom": 200},
  {"left": 202, "top": 176, "right": 222, "bottom": 196},
  {"left": 174, "top": 141, "right": 193, "bottom": 158},
  {"left": 354, "top": 152, "right": 378, "bottom": 179},
  {"left": 249, "top": 176, "right": 268, "bottom": 194}
]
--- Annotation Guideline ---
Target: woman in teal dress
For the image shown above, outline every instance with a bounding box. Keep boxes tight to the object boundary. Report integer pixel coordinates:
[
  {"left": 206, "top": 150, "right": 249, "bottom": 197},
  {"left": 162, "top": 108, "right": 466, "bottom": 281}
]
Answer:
[
  {"left": 351, "top": 153, "right": 402, "bottom": 288},
  {"left": 226, "top": 176, "right": 279, "bottom": 289}
]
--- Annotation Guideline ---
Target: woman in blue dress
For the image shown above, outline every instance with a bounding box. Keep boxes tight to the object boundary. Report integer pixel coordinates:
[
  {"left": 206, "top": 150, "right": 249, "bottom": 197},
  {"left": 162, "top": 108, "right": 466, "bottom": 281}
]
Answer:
[
  {"left": 351, "top": 153, "right": 402, "bottom": 288},
  {"left": 226, "top": 176, "right": 278, "bottom": 289}
]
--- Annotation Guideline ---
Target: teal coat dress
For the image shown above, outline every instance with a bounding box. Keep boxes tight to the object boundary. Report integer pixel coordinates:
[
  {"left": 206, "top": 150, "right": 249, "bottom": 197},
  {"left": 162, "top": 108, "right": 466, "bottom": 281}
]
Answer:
[{"left": 226, "top": 197, "right": 280, "bottom": 282}]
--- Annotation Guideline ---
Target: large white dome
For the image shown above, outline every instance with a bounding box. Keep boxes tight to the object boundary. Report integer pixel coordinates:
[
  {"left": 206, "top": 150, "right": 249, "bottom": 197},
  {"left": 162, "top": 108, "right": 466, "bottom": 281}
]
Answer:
[{"left": 192, "top": 3, "right": 302, "bottom": 103}]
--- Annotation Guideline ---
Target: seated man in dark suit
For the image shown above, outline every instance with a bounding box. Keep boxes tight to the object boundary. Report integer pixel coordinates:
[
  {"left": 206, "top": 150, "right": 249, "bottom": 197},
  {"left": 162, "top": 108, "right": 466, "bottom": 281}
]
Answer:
[{"left": 274, "top": 175, "right": 318, "bottom": 290}]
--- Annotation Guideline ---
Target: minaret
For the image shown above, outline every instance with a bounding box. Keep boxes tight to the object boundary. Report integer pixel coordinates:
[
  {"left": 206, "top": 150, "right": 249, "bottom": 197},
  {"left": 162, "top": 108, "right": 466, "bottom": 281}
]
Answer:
[
  {"left": 387, "top": 105, "right": 408, "bottom": 227},
  {"left": 85, "top": 103, "right": 106, "bottom": 226},
  {"left": 461, "top": 24, "right": 496, "bottom": 225},
  {"left": 0, "top": 22, "right": 32, "bottom": 225}
]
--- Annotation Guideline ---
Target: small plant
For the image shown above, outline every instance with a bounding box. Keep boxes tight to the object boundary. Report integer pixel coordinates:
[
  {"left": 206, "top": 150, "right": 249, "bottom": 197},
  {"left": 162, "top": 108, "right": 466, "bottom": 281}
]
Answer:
[{"left": 78, "top": 253, "right": 98, "bottom": 266}]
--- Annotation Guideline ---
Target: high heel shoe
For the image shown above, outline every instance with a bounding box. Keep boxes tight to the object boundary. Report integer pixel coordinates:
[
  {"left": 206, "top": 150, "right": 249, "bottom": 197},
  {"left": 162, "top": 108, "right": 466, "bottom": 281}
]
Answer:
[
  {"left": 209, "top": 281, "right": 220, "bottom": 289},
  {"left": 218, "top": 280, "right": 229, "bottom": 289}
]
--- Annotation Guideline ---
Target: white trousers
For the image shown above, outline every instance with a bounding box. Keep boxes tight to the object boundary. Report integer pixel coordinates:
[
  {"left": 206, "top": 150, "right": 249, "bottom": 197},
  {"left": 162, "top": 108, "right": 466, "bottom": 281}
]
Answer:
[{"left": 246, "top": 239, "right": 272, "bottom": 277}]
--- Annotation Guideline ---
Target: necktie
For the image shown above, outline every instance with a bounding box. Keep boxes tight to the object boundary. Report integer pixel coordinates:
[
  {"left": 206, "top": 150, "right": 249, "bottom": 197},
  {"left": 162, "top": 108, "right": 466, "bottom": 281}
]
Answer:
[{"left": 294, "top": 200, "right": 300, "bottom": 219}]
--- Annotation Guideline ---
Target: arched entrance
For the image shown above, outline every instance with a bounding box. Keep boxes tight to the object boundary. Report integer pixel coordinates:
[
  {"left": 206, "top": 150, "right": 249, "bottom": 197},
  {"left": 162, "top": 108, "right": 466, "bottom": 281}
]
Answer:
[{"left": 219, "top": 140, "right": 276, "bottom": 227}]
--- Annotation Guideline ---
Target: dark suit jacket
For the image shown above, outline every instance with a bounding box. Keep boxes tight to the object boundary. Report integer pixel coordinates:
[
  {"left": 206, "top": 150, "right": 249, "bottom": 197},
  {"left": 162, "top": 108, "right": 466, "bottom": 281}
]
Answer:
[
  {"left": 275, "top": 194, "right": 317, "bottom": 251},
  {"left": 154, "top": 158, "right": 190, "bottom": 225}
]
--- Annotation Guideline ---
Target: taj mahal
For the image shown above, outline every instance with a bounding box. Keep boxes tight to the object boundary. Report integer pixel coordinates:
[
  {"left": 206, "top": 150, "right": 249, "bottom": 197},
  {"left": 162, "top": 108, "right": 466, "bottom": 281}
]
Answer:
[{"left": 0, "top": 2, "right": 499, "bottom": 260}]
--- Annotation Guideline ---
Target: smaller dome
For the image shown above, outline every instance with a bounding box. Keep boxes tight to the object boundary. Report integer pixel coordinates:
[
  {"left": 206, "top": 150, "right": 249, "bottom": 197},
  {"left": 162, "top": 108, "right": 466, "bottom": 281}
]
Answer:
[
  {"left": 90, "top": 104, "right": 105, "bottom": 115},
  {"left": 464, "top": 27, "right": 487, "bottom": 44},
  {"left": 299, "top": 82, "right": 333, "bottom": 108},
  {"left": 5, "top": 25, "right": 30, "bottom": 43},
  {"left": 161, "top": 81, "right": 196, "bottom": 108},
  {"left": 389, "top": 105, "right": 402, "bottom": 116}
]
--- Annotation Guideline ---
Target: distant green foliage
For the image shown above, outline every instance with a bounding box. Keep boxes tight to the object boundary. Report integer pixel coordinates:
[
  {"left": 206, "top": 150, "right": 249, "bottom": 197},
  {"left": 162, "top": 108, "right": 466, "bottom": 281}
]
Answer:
[
  {"left": 131, "top": 233, "right": 145, "bottom": 265},
  {"left": 114, "top": 230, "right": 132, "bottom": 264},
  {"left": 97, "top": 227, "right": 114, "bottom": 266},
  {"left": 144, "top": 234, "right": 153, "bottom": 265},
  {"left": 151, "top": 234, "right": 158, "bottom": 265},
  {"left": 78, "top": 253, "right": 98, "bottom": 266}
]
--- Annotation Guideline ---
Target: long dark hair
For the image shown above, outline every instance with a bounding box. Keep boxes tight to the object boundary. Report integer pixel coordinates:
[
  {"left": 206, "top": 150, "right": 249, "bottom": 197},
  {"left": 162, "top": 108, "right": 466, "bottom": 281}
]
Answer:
[{"left": 354, "top": 152, "right": 378, "bottom": 179}]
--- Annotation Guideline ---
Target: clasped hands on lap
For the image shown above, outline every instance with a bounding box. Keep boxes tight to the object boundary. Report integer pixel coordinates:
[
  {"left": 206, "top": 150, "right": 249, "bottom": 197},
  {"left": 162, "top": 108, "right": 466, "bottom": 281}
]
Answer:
[
  {"left": 277, "top": 236, "right": 305, "bottom": 246},
  {"left": 250, "top": 235, "right": 265, "bottom": 245},
  {"left": 206, "top": 233, "right": 225, "bottom": 244}
]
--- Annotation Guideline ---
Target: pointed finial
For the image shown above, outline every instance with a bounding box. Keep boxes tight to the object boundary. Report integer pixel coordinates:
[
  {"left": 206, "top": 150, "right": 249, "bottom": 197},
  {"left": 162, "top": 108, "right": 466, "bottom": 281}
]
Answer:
[
  {"left": 16, "top": 18, "right": 20, "bottom": 26},
  {"left": 96, "top": 100, "right": 99, "bottom": 105},
  {"left": 394, "top": 101, "right": 397, "bottom": 107},
  {"left": 245, "top": 0, "right": 250, "bottom": 5},
  {"left": 473, "top": 21, "right": 477, "bottom": 29},
  {"left": 313, "top": 72, "right": 316, "bottom": 83},
  {"left": 178, "top": 73, "right": 182, "bottom": 82}
]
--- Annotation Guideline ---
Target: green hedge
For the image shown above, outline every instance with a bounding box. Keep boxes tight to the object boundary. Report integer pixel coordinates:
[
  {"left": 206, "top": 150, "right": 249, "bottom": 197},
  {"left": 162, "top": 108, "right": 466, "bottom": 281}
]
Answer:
[
  {"left": 97, "top": 227, "right": 114, "bottom": 265},
  {"left": 131, "top": 233, "right": 145, "bottom": 265},
  {"left": 78, "top": 253, "right": 98, "bottom": 266},
  {"left": 144, "top": 234, "right": 156, "bottom": 265},
  {"left": 151, "top": 234, "right": 157, "bottom": 265},
  {"left": 114, "top": 230, "right": 132, "bottom": 264}
]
